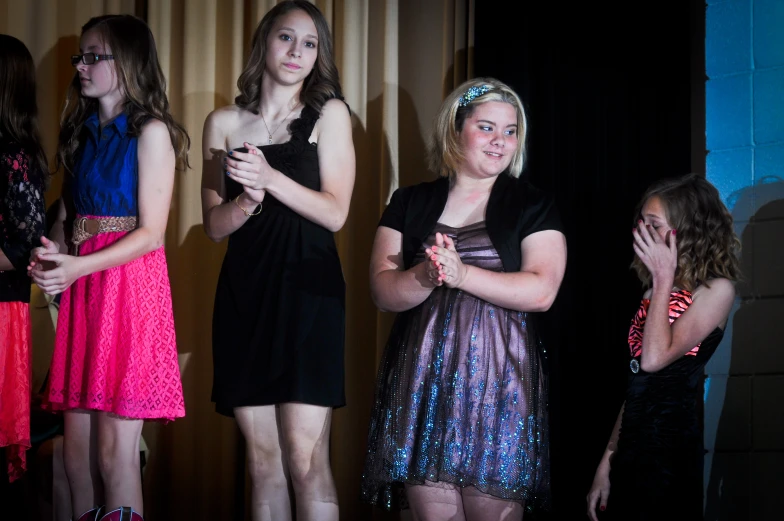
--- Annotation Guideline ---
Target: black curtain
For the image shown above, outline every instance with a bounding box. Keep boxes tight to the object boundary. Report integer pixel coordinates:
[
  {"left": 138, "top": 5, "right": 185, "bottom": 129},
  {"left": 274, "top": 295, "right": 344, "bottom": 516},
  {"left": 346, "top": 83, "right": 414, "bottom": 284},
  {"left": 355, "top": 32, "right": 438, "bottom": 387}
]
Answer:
[{"left": 474, "top": 1, "right": 704, "bottom": 519}]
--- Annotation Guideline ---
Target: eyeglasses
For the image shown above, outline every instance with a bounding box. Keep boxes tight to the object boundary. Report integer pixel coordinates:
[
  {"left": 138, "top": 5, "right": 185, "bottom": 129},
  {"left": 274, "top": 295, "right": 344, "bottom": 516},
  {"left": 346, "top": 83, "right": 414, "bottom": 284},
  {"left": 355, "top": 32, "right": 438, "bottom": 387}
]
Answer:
[{"left": 71, "top": 53, "right": 114, "bottom": 66}]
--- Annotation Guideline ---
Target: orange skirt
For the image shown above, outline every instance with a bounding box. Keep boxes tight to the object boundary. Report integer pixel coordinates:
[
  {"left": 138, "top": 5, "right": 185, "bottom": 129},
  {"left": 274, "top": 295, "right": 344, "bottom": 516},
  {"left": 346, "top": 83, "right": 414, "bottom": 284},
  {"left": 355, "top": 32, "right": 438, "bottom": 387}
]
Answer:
[{"left": 0, "top": 301, "right": 31, "bottom": 482}]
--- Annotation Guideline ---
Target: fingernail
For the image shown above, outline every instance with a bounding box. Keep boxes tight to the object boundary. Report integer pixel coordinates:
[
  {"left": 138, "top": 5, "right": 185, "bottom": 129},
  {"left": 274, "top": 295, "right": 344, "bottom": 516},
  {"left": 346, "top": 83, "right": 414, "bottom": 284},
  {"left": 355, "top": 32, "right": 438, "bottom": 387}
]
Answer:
[
  {"left": 672, "top": 229, "right": 676, "bottom": 234},
  {"left": 600, "top": 506, "right": 606, "bottom": 511},
  {"left": 228, "top": 151, "right": 233, "bottom": 156},
  {"left": 432, "top": 246, "right": 438, "bottom": 252}
]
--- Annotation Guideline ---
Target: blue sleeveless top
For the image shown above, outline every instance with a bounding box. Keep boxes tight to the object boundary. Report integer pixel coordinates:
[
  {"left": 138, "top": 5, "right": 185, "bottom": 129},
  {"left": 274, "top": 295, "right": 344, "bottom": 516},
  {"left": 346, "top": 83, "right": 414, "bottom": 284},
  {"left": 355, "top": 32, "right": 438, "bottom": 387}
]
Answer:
[{"left": 72, "top": 112, "right": 138, "bottom": 217}]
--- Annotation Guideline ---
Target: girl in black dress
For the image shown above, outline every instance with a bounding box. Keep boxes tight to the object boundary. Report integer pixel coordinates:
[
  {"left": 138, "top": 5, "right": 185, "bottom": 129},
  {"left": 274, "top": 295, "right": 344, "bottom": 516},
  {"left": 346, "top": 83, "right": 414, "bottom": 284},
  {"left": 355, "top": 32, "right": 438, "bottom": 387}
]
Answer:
[
  {"left": 586, "top": 174, "right": 741, "bottom": 521},
  {"left": 200, "top": 2, "right": 354, "bottom": 520}
]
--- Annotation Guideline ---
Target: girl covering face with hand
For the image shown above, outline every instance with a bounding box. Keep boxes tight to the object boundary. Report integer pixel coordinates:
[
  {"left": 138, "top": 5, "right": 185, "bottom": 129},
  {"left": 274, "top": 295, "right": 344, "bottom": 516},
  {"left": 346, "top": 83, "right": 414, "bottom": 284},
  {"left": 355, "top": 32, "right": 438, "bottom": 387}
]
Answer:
[{"left": 586, "top": 173, "right": 741, "bottom": 521}]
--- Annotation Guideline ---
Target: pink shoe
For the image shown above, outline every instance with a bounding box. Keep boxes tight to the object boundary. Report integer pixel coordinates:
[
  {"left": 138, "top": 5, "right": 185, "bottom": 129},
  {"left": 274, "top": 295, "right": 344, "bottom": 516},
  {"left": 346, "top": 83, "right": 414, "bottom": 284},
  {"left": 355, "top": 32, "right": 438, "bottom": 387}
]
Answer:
[
  {"left": 74, "top": 507, "right": 103, "bottom": 521},
  {"left": 98, "top": 507, "right": 143, "bottom": 521}
]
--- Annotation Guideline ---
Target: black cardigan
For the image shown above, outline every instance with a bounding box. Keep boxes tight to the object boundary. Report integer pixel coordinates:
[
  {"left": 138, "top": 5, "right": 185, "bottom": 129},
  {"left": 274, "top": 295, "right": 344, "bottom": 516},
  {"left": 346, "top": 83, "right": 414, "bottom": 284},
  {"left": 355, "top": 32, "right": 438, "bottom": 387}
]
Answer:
[{"left": 379, "top": 174, "right": 562, "bottom": 273}]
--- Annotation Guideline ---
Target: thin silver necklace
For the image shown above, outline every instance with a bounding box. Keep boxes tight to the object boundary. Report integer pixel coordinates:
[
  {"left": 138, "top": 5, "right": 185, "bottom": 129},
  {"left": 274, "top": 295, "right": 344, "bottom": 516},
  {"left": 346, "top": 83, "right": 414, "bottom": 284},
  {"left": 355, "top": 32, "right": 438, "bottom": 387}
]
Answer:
[{"left": 260, "top": 102, "right": 300, "bottom": 145}]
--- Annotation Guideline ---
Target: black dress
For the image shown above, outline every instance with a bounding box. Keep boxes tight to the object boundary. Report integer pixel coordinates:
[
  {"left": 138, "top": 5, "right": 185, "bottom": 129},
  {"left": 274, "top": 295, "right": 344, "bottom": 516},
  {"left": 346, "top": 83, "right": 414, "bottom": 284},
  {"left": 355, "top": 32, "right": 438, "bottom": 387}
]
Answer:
[
  {"left": 607, "top": 289, "right": 724, "bottom": 521},
  {"left": 211, "top": 104, "right": 346, "bottom": 416}
]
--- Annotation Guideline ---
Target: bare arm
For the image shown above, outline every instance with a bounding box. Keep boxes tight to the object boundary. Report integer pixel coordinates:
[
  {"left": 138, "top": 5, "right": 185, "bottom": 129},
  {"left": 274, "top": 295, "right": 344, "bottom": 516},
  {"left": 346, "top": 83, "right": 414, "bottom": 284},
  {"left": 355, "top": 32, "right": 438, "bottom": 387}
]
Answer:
[
  {"left": 369, "top": 226, "right": 440, "bottom": 313},
  {"left": 267, "top": 99, "right": 355, "bottom": 232},
  {"left": 435, "top": 229, "right": 567, "bottom": 312},
  {"left": 640, "top": 278, "right": 735, "bottom": 372},
  {"left": 32, "top": 120, "right": 176, "bottom": 294},
  {"left": 632, "top": 222, "right": 736, "bottom": 372},
  {"left": 200, "top": 109, "right": 264, "bottom": 242},
  {"left": 226, "top": 99, "right": 356, "bottom": 232},
  {"left": 586, "top": 402, "right": 625, "bottom": 520},
  {"left": 0, "top": 250, "right": 11, "bottom": 271},
  {"left": 598, "top": 402, "right": 624, "bottom": 470}
]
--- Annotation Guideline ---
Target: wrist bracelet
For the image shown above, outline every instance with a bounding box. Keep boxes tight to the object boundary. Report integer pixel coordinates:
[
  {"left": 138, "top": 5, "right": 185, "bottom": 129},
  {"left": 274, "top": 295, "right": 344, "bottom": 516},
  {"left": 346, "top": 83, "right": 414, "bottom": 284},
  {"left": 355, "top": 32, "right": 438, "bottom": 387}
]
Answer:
[{"left": 233, "top": 194, "right": 262, "bottom": 216}]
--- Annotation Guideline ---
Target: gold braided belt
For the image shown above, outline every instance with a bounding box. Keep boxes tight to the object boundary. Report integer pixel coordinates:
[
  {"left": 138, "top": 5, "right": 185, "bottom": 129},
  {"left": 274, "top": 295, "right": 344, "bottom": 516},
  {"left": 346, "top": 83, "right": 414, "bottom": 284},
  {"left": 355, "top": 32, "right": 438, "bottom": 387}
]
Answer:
[{"left": 72, "top": 216, "right": 138, "bottom": 248}]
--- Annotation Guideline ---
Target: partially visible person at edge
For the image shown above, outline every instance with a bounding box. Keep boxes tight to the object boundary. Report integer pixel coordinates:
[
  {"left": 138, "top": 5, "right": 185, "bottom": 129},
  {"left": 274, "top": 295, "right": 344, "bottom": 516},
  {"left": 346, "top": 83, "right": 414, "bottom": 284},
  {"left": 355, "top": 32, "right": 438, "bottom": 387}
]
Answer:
[
  {"left": 0, "top": 33, "right": 48, "bottom": 485},
  {"left": 201, "top": 1, "right": 355, "bottom": 520},
  {"left": 361, "top": 77, "right": 567, "bottom": 521},
  {"left": 586, "top": 174, "right": 741, "bottom": 521},
  {"left": 28, "top": 14, "right": 188, "bottom": 521}
]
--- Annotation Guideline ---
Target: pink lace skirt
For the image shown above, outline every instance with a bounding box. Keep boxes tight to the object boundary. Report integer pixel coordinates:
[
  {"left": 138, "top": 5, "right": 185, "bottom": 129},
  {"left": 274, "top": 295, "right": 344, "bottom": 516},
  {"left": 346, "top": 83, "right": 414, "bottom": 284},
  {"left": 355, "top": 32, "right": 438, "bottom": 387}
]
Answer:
[
  {"left": 43, "top": 230, "right": 185, "bottom": 421},
  {"left": 0, "top": 301, "right": 31, "bottom": 481}
]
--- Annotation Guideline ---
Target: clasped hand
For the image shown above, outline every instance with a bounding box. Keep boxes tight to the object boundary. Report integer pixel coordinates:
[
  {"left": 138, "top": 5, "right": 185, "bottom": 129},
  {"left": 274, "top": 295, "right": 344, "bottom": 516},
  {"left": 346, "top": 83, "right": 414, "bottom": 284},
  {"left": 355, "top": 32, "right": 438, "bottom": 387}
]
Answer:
[
  {"left": 632, "top": 220, "right": 677, "bottom": 284},
  {"left": 424, "top": 232, "right": 468, "bottom": 289},
  {"left": 27, "top": 236, "right": 81, "bottom": 296},
  {"left": 224, "top": 142, "right": 273, "bottom": 204}
]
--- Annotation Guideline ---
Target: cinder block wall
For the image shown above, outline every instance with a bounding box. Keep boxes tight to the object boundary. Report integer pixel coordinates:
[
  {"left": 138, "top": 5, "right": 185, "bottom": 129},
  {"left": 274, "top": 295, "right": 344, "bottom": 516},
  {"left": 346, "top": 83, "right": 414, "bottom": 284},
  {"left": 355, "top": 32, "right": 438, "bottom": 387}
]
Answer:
[{"left": 703, "top": 0, "right": 784, "bottom": 519}]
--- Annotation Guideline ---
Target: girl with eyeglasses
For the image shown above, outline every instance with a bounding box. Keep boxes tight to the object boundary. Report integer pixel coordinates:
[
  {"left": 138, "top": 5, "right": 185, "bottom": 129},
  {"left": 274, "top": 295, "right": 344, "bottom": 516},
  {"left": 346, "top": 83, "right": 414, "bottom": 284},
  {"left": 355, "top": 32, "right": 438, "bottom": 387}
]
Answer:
[
  {"left": 0, "top": 33, "right": 48, "bottom": 485},
  {"left": 28, "top": 15, "right": 189, "bottom": 521}
]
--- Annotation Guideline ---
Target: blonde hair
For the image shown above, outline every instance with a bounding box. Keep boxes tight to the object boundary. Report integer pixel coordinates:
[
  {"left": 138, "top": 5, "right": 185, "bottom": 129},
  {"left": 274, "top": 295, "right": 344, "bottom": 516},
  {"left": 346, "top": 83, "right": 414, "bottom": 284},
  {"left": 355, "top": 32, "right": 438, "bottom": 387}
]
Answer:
[{"left": 427, "top": 77, "right": 528, "bottom": 178}]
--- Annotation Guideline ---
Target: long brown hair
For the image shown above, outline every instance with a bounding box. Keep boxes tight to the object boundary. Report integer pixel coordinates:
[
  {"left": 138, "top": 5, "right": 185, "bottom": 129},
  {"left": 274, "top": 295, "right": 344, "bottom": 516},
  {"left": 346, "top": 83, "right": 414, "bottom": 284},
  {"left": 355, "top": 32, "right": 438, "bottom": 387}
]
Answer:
[
  {"left": 235, "top": 0, "right": 343, "bottom": 114},
  {"left": 632, "top": 173, "right": 742, "bottom": 291},
  {"left": 57, "top": 15, "right": 190, "bottom": 174},
  {"left": 0, "top": 34, "right": 49, "bottom": 180}
]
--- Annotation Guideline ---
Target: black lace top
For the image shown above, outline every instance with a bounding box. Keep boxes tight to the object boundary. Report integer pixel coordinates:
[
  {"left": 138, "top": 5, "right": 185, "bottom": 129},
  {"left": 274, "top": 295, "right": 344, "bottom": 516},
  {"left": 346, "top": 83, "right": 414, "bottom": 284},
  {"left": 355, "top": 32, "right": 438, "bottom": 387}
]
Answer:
[{"left": 0, "top": 140, "right": 46, "bottom": 303}]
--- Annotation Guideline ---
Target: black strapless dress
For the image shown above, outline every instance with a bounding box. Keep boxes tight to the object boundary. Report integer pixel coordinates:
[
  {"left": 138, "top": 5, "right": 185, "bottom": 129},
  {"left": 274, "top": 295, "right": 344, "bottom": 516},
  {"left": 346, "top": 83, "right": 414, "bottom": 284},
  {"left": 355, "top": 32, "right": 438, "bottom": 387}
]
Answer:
[
  {"left": 210, "top": 105, "right": 346, "bottom": 416},
  {"left": 607, "top": 290, "right": 724, "bottom": 521}
]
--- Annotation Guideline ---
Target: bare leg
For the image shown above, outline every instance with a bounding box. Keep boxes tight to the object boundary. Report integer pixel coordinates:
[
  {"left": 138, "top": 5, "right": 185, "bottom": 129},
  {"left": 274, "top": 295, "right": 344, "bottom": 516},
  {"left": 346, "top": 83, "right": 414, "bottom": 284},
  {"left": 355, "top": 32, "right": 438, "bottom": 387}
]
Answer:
[
  {"left": 280, "top": 403, "right": 338, "bottom": 521},
  {"left": 62, "top": 410, "right": 103, "bottom": 517},
  {"left": 462, "top": 487, "right": 524, "bottom": 521},
  {"left": 52, "top": 435, "right": 73, "bottom": 521},
  {"left": 406, "top": 481, "right": 467, "bottom": 521},
  {"left": 97, "top": 413, "right": 143, "bottom": 513},
  {"left": 235, "top": 406, "right": 292, "bottom": 521}
]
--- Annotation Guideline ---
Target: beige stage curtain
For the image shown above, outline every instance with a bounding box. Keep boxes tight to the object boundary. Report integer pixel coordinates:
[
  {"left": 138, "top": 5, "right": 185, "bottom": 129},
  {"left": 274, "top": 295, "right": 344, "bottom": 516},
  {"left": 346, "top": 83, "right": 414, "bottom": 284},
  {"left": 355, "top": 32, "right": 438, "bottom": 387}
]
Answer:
[{"left": 2, "top": 0, "right": 473, "bottom": 519}]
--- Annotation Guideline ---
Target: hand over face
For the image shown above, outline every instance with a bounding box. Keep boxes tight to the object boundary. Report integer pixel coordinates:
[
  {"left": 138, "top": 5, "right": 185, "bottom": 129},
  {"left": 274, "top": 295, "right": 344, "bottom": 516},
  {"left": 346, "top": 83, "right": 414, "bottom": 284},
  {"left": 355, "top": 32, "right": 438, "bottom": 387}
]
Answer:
[{"left": 633, "top": 220, "right": 677, "bottom": 283}]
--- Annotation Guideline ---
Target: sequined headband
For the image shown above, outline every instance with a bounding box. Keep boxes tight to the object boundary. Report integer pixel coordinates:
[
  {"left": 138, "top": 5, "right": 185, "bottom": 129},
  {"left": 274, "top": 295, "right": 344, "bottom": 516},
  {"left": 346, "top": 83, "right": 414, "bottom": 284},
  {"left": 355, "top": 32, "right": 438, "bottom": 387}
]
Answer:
[{"left": 458, "top": 84, "right": 492, "bottom": 107}]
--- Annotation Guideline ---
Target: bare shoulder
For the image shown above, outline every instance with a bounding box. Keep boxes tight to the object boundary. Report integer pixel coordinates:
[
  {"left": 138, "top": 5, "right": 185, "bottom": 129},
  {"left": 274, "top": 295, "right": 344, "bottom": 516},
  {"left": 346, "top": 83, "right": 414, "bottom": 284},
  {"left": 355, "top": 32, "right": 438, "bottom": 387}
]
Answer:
[
  {"left": 138, "top": 119, "right": 172, "bottom": 154},
  {"left": 318, "top": 98, "right": 352, "bottom": 126},
  {"left": 693, "top": 278, "right": 736, "bottom": 303},
  {"left": 204, "top": 104, "right": 245, "bottom": 133},
  {"left": 139, "top": 118, "right": 170, "bottom": 140}
]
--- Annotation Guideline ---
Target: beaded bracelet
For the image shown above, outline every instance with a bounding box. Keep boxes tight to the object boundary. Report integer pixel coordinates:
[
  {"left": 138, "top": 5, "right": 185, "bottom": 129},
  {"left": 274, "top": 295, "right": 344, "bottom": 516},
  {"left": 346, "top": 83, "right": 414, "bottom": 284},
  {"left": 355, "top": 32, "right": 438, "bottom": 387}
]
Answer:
[{"left": 233, "top": 194, "right": 262, "bottom": 216}]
